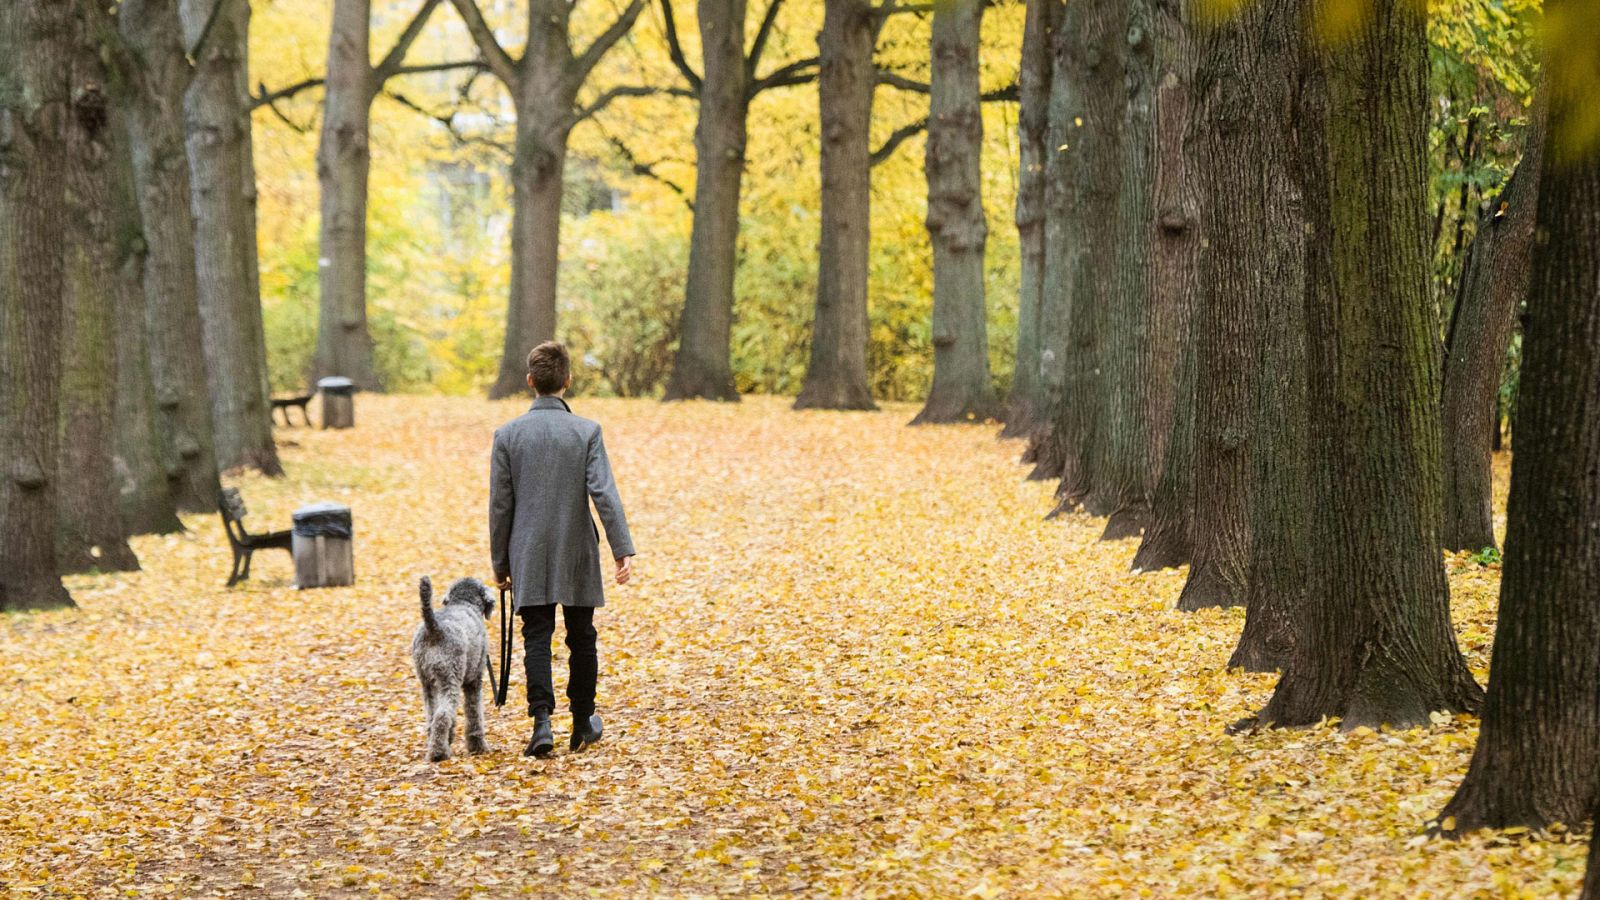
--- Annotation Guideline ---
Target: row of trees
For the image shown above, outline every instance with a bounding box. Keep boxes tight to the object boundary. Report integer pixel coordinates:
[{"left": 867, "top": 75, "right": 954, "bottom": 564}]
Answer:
[{"left": 997, "top": 0, "right": 1597, "bottom": 869}]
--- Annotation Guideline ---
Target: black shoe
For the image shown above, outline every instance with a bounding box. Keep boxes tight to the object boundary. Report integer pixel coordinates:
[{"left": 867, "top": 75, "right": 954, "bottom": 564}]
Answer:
[
  {"left": 524, "top": 714, "right": 554, "bottom": 758},
  {"left": 570, "top": 714, "right": 603, "bottom": 752}
]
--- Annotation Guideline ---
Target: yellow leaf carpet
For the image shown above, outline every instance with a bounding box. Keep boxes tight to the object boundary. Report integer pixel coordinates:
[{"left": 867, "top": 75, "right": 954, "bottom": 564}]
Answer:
[{"left": 0, "top": 396, "right": 1577, "bottom": 896}]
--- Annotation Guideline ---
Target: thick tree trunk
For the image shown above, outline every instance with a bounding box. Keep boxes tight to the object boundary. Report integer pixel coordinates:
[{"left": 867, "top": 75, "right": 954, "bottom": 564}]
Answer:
[
  {"left": 1258, "top": 0, "right": 1481, "bottom": 729},
  {"left": 1131, "top": 0, "right": 1198, "bottom": 566},
  {"left": 1435, "top": 77, "right": 1599, "bottom": 835},
  {"left": 1040, "top": 0, "right": 1124, "bottom": 506},
  {"left": 1085, "top": 0, "right": 1155, "bottom": 530},
  {"left": 312, "top": 0, "right": 380, "bottom": 391},
  {"left": 179, "top": 0, "right": 282, "bottom": 475},
  {"left": 490, "top": 112, "right": 570, "bottom": 400},
  {"left": 664, "top": 0, "right": 748, "bottom": 403},
  {"left": 0, "top": 0, "right": 75, "bottom": 611},
  {"left": 120, "top": 0, "right": 221, "bottom": 512},
  {"left": 1438, "top": 108, "right": 1544, "bottom": 552},
  {"left": 795, "top": 0, "right": 877, "bottom": 412},
  {"left": 999, "top": 0, "right": 1057, "bottom": 435},
  {"left": 57, "top": 18, "right": 141, "bottom": 574},
  {"left": 1020, "top": 0, "right": 1070, "bottom": 479},
  {"left": 110, "top": 107, "right": 183, "bottom": 538},
  {"left": 912, "top": 0, "right": 999, "bottom": 426}
]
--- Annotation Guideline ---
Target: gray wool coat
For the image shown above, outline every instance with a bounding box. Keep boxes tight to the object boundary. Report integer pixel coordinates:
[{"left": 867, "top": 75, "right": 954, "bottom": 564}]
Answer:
[{"left": 490, "top": 396, "right": 635, "bottom": 609}]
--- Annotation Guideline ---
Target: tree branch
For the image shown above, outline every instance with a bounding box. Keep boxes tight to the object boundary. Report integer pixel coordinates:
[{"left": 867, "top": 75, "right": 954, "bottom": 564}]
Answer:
[
  {"left": 602, "top": 131, "right": 694, "bottom": 211},
  {"left": 373, "top": 0, "right": 447, "bottom": 85},
  {"left": 381, "top": 89, "right": 515, "bottom": 159},
  {"left": 745, "top": 0, "right": 785, "bottom": 78},
  {"left": 870, "top": 116, "right": 926, "bottom": 165},
  {"left": 876, "top": 70, "right": 929, "bottom": 93},
  {"left": 570, "top": 0, "right": 648, "bottom": 86},
  {"left": 447, "top": 0, "right": 519, "bottom": 85},
  {"left": 749, "top": 56, "right": 819, "bottom": 95},
  {"left": 658, "top": 0, "right": 703, "bottom": 94},
  {"left": 568, "top": 83, "right": 694, "bottom": 127},
  {"left": 252, "top": 61, "right": 487, "bottom": 110}
]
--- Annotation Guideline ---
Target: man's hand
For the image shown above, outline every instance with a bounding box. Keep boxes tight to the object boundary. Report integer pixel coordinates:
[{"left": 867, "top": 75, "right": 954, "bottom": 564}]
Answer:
[
  {"left": 614, "top": 555, "right": 634, "bottom": 586},
  {"left": 496, "top": 574, "right": 512, "bottom": 591}
]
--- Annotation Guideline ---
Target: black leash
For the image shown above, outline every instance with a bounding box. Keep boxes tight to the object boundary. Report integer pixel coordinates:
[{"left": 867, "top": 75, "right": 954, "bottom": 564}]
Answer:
[{"left": 485, "top": 585, "right": 513, "bottom": 707}]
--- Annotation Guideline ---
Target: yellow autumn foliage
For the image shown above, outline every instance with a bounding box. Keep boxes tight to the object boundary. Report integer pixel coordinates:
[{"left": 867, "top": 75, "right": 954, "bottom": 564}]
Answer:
[{"left": 0, "top": 397, "right": 1582, "bottom": 895}]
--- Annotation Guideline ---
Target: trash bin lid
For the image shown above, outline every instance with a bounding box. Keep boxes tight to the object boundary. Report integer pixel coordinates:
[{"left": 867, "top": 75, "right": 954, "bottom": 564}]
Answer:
[
  {"left": 292, "top": 502, "right": 353, "bottom": 538},
  {"left": 317, "top": 376, "right": 355, "bottom": 394}
]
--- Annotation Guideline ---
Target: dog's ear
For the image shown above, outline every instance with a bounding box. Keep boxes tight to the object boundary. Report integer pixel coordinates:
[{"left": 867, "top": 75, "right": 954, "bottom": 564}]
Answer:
[{"left": 481, "top": 585, "right": 495, "bottom": 618}]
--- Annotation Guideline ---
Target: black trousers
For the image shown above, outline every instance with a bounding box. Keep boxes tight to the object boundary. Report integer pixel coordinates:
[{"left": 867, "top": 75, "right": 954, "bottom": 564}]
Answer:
[{"left": 520, "top": 604, "right": 597, "bottom": 720}]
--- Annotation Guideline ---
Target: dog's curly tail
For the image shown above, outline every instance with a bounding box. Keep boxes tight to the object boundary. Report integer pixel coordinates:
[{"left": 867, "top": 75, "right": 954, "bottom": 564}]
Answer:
[{"left": 419, "top": 576, "right": 439, "bottom": 635}]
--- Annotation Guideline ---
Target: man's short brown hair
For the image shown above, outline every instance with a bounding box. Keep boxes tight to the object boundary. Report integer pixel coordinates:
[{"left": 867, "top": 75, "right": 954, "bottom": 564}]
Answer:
[{"left": 526, "top": 341, "right": 570, "bottom": 395}]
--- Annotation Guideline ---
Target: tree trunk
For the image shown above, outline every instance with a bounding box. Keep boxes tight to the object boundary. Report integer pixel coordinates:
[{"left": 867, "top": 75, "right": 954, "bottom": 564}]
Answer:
[
  {"left": 912, "top": 0, "right": 998, "bottom": 425},
  {"left": 664, "top": 0, "right": 748, "bottom": 403},
  {"left": 1435, "top": 74, "right": 1600, "bottom": 835},
  {"left": 999, "top": 0, "right": 1057, "bottom": 435},
  {"left": 1021, "top": 0, "right": 1069, "bottom": 479},
  {"left": 795, "top": 0, "right": 877, "bottom": 412},
  {"left": 1130, "top": 0, "right": 1198, "bottom": 567},
  {"left": 179, "top": 0, "right": 282, "bottom": 475},
  {"left": 110, "top": 106, "right": 183, "bottom": 538},
  {"left": 0, "top": 0, "right": 75, "bottom": 611},
  {"left": 1084, "top": 0, "right": 1154, "bottom": 531},
  {"left": 1258, "top": 0, "right": 1481, "bottom": 729},
  {"left": 1040, "top": 0, "right": 1124, "bottom": 506},
  {"left": 312, "top": 0, "right": 380, "bottom": 391},
  {"left": 489, "top": 109, "right": 570, "bottom": 400},
  {"left": 1438, "top": 107, "right": 1544, "bottom": 552},
  {"left": 120, "top": 0, "right": 221, "bottom": 512},
  {"left": 55, "top": 11, "right": 144, "bottom": 574}
]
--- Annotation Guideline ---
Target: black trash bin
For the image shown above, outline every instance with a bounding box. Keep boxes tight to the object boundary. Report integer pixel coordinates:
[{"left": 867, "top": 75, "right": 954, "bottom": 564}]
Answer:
[
  {"left": 318, "top": 376, "right": 355, "bottom": 429},
  {"left": 292, "top": 502, "right": 354, "bottom": 588}
]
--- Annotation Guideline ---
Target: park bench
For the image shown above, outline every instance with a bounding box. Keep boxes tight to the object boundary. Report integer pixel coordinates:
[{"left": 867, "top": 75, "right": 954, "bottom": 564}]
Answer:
[
  {"left": 219, "top": 488, "right": 293, "bottom": 587},
  {"left": 271, "top": 393, "right": 314, "bottom": 427}
]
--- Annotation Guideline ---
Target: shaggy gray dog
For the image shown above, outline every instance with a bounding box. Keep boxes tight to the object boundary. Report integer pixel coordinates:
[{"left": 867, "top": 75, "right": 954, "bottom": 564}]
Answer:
[{"left": 412, "top": 576, "right": 495, "bottom": 761}]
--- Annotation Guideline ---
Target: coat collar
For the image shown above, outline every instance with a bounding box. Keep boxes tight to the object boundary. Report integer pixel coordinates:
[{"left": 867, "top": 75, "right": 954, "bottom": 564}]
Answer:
[{"left": 530, "top": 396, "right": 572, "bottom": 413}]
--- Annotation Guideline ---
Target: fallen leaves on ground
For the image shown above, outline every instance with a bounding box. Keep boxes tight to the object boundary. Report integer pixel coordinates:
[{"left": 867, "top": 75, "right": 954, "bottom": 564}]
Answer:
[{"left": 0, "top": 397, "right": 1578, "bottom": 897}]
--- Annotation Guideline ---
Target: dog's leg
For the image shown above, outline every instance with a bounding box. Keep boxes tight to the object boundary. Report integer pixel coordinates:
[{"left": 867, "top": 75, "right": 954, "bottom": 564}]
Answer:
[
  {"left": 426, "top": 686, "right": 456, "bottom": 762},
  {"left": 464, "top": 677, "right": 489, "bottom": 754}
]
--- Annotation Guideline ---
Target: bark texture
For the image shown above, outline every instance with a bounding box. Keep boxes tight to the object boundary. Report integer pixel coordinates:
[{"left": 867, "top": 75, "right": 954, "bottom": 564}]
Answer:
[
  {"left": 1259, "top": 0, "right": 1482, "bottom": 729},
  {"left": 179, "top": 0, "right": 281, "bottom": 475},
  {"left": 1439, "top": 107, "right": 1545, "bottom": 552},
  {"left": 1435, "top": 78, "right": 1600, "bottom": 834},
  {"left": 120, "top": 0, "right": 221, "bottom": 512},
  {"left": 665, "top": 0, "right": 749, "bottom": 402},
  {"left": 110, "top": 106, "right": 183, "bottom": 538},
  {"left": 795, "top": 0, "right": 877, "bottom": 411},
  {"left": 1130, "top": 0, "right": 1197, "bottom": 566},
  {"left": 999, "top": 0, "right": 1058, "bottom": 435},
  {"left": 1039, "top": 0, "right": 1124, "bottom": 507},
  {"left": 313, "top": 0, "right": 379, "bottom": 390},
  {"left": 58, "top": 6, "right": 140, "bottom": 574},
  {"left": 911, "top": 0, "right": 999, "bottom": 425},
  {"left": 0, "top": 0, "right": 75, "bottom": 611},
  {"left": 1085, "top": 0, "right": 1155, "bottom": 530}
]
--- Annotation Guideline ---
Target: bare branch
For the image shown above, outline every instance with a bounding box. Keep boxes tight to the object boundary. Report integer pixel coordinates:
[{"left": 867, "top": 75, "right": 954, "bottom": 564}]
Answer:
[
  {"left": 251, "top": 77, "right": 324, "bottom": 108},
  {"left": 381, "top": 89, "right": 515, "bottom": 159},
  {"left": 870, "top": 116, "right": 926, "bottom": 165},
  {"left": 749, "top": 56, "right": 819, "bottom": 95},
  {"left": 447, "top": 0, "right": 519, "bottom": 85},
  {"left": 872, "top": 1, "right": 934, "bottom": 15},
  {"left": 568, "top": 83, "right": 694, "bottom": 127},
  {"left": 876, "top": 70, "right": 929, "bottom": 93},
  {"left": 658, "top": 0, "right": 703, "bottom": 94},
  {"left": 982, "top": 82, "right": 1019, "bottom": 103},
  {"left": 602, "top": 131, "right": 694, "bottom": 211},
  {"left": 570, "top": 0, "right": 648, "bottom": 86},
  {"left": 373, "top": 0, "right": 447, "bottom": 85},
  {"left": 745, "top": 0, "right": 785, "bottom": 78}
]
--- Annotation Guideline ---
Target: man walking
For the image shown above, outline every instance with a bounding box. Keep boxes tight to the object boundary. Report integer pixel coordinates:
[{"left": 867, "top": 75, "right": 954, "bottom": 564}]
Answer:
[{"left": 490, "top": 341, "right": 635, "bottom": 757}]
